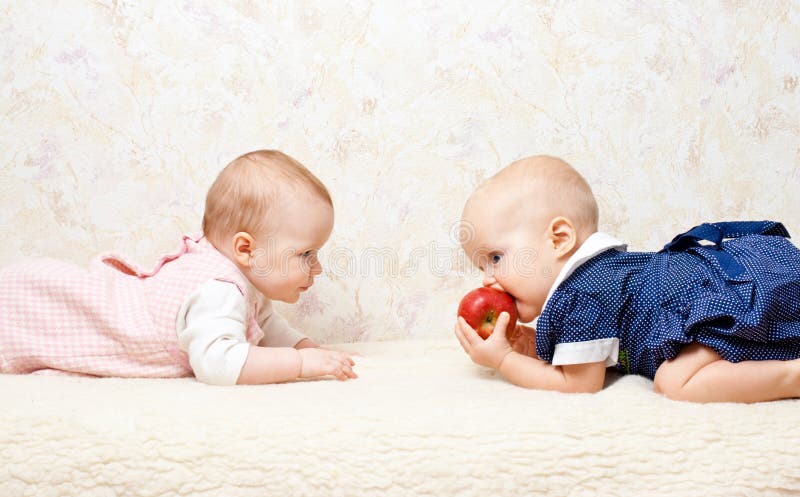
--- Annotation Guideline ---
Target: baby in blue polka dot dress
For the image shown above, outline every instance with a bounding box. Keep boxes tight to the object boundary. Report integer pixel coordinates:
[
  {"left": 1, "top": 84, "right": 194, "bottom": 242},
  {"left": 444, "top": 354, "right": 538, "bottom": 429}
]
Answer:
[{"left": 454, "top": 155, "right": 800, "bottom": 403}]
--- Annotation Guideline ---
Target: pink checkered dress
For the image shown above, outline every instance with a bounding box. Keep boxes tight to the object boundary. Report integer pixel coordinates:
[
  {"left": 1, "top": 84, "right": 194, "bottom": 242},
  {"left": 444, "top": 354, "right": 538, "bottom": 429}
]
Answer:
[{"left": 0, "top": 234, "right": 264, "bottom": 377}]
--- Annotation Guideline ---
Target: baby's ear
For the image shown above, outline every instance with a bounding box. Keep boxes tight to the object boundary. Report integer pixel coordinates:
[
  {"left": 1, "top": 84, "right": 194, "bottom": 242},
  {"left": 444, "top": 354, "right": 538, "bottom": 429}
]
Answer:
[
  {"left": 231, "top": 232, "right": 255, "bottom": 267},
  {"left": 547, "top": 217, "right": 577, "bottom": 257}
]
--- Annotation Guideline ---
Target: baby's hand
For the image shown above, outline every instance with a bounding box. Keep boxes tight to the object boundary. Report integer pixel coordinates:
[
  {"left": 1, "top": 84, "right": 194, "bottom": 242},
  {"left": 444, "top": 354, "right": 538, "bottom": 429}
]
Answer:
[
  {"left": 298, "top": 348, "right": 357, "bottom": 381},
  {"left": 508, "top": 324, "right": 537, "bottom": 358},
  {"left": 455, "top": 312, "right": 514, "bottom": 370}
]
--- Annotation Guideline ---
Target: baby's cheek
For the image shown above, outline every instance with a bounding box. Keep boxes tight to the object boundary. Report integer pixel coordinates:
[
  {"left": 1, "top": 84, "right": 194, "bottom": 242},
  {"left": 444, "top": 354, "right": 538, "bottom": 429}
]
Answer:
[{"left": 297, "top": 257, "right": 312, "bottom": 274}]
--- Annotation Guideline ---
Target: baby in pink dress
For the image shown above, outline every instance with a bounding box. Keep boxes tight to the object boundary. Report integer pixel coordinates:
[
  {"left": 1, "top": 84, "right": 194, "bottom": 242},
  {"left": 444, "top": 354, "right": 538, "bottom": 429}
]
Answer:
[{"left": 0, "top": 150, "right": 357, "bottom": 385}]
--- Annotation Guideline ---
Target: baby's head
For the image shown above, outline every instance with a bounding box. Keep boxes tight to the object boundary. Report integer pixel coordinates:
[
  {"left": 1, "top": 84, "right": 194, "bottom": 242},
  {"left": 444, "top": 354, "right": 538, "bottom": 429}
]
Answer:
[
  {"left": 203, "top": 150, "right": 333, "bottom": 303},
  {"left": 460, "top": 155, "right": 598, "bottom": 322}
]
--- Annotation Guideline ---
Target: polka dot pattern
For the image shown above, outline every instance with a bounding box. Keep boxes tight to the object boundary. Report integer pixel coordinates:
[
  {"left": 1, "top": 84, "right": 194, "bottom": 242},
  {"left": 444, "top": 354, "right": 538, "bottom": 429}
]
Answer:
[{"left": 536, "top": 222, "right": 800, "bottom": 379}]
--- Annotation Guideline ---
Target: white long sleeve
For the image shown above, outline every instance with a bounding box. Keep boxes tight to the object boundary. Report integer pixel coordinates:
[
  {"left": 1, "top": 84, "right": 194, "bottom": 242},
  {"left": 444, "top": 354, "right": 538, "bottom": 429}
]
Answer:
[
  {"left": 176, "top": 280, "right": 308, "bottom": 385},
  {"left": 176, "top": 280, "right": 252, "bottom": 385}
]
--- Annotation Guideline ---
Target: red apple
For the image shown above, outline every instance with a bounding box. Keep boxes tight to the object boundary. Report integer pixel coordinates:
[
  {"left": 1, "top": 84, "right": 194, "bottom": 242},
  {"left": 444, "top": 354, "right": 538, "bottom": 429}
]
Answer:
[{"left": 457, "top": 287, "right": 518, "bottom": 339}]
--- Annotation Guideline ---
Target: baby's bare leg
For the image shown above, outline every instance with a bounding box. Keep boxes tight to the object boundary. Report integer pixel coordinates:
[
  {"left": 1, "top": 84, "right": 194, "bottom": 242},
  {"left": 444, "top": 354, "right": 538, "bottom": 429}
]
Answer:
[{"left": 653, "top": 343, "right": 800, "bottom": 403}]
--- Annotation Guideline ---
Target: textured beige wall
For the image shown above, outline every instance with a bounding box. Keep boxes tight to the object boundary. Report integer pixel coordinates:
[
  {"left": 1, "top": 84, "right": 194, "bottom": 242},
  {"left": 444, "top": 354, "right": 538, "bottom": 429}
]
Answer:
[{"left": 2, "top": 1, "right": 799, "bottom": 343}]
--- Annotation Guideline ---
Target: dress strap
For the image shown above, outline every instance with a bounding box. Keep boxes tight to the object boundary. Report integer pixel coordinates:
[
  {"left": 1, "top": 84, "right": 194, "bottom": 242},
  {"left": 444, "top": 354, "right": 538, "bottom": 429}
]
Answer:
[
  {"left": 661, "top": 221, "right": 789, "bottom": 279},
  {"left": 662, "top": 221, "right": 789, "bottom": 252},
  {"left": 98, "top": 234, "right": 202, "bottom": 278}
]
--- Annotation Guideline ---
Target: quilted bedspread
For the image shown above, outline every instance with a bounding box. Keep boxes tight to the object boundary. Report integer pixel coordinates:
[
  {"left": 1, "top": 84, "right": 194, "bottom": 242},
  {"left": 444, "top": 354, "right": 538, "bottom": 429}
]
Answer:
[{"left": 2, "top": 339, "right": 800, "bottom": 496}]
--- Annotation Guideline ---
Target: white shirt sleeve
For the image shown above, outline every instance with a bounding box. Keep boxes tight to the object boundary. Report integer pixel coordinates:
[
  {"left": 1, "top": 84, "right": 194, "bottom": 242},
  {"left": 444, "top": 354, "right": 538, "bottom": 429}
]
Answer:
[
  {"left": 176, "top": 279, "right": 253, "bottom": 386},
  {"left": 257, "top": 298, "right": 308, "bottom": 347},
  {"left": 551, "top": 338, "right": 620, "bottom": 367}
]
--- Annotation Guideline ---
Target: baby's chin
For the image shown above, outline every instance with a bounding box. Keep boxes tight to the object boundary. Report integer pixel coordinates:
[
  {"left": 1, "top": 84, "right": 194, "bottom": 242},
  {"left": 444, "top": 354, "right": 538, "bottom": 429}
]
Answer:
[
  {"left": 284, "top": 294, "right": 302, "bottom": 304},
  {"left": 515, "top": 302, "right": 539, "bottom": 324},
  {"left": 270, "top": 292, "right": 301, "bottom": 304}
]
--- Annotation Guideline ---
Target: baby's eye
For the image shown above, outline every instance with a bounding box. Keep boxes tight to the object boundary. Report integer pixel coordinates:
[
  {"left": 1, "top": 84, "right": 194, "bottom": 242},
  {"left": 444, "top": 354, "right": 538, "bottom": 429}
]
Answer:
[{"left": 490, "top": 253, "right": 503, "bottom": 264}]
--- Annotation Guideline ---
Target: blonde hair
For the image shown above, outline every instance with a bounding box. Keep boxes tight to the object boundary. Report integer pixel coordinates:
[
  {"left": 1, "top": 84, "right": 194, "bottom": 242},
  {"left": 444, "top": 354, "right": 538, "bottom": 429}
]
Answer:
[
  {"left": 202, "top": 150, "right": 332, "bottom": 245},
  {"left": 496, "top": 155, "right": 599, "bottom": 236}
]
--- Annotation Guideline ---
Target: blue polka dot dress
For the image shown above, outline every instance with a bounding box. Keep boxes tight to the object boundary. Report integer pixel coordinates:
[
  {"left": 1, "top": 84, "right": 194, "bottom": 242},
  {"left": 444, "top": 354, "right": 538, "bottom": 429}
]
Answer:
[{"left": 535, "top": 221, "right": 800, "bottom": 379}]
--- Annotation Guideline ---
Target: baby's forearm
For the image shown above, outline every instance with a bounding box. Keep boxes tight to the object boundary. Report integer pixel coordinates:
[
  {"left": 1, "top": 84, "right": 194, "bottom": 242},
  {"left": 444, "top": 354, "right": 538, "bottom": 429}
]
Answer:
[
  {"left": 498, "top": 352, "right": 605, "bottom": 393},
  {"left": 236, "top": 346, "right": 302, "bottom": 385}
]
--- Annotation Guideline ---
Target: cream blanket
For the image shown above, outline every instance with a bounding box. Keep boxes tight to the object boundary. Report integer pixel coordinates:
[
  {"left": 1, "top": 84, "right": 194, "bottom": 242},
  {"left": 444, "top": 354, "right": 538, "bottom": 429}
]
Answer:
[{"left": 2, "top": 340, "right": 799, "bottom": 496}]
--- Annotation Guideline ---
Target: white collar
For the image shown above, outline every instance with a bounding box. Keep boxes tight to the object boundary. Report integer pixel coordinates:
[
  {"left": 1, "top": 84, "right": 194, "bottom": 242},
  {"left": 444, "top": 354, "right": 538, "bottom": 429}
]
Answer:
[{"left": 533, "top": 232, "right": 627, "bottom": 325}]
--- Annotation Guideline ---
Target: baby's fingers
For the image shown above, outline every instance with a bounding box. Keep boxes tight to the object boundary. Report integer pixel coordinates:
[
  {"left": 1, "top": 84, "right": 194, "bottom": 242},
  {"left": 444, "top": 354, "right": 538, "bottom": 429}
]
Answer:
[
  {"left": 331, "top": 354, "right": 357, "bottom": 380},
  {"left": 343, "top": 363, "right": 358, "bottom": 379},
  {"left": 339, "top": 353, "right": 357, "bottom": 379},
  {"left": 457, "top": 317, "right": 481, "bottom": 346},
  {"left": 488, "top": 312, "right": 512, "bottom": 343},
  {"left": 337, "top": 352, "right": 355, "bottom": 368},
  {"left": 333, "top": 364, "right": 357, "bottom": 381},
  {"left": 454, "top": 320, "right": 478, "bottom": 357}
]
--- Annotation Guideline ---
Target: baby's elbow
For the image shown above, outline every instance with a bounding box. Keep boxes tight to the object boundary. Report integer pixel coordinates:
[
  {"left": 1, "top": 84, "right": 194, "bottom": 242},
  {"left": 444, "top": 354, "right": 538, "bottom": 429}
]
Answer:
[
  {"left": 579, "top": 381, "right": 603, "bottom": 393},
  {"left": 189, "top": 339, "right": 249, "bottom": 386},
  {"left": 189, "top": 355, "right": 239, "bottom": 386},
  {"left": 558, "top": 366, "right": 605, "bottom": 394},
  {"left": 562, "top": 381, "right": 604, "bottom": 394},
  {"left": 192, "top": 364, "right": 234, "bottom": 386}
]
